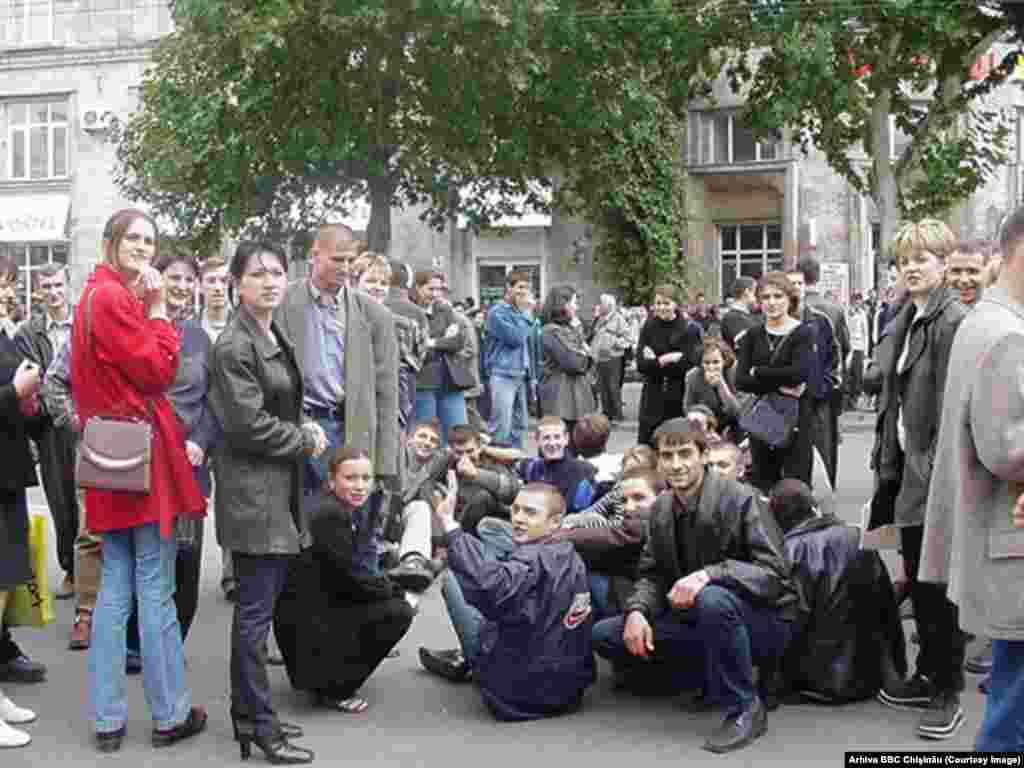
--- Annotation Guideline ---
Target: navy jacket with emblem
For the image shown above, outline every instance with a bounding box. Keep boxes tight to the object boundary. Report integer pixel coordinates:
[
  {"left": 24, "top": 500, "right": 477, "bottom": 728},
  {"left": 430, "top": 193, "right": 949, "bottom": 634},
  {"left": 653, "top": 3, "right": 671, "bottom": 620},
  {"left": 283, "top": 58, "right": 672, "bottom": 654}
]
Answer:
[{"left": 446, "top": 527, "right": 596, "bottom": 721}]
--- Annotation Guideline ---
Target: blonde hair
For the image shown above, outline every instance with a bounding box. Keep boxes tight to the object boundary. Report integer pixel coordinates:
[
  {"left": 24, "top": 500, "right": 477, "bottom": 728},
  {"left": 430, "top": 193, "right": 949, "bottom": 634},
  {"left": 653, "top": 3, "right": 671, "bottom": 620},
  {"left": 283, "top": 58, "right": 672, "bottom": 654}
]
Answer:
[
  {"left": 892, "top": 219, "right": 957, "bottom": 265},
  {"left": 352, "top": 252, "right": 391, "bottom": 280}
]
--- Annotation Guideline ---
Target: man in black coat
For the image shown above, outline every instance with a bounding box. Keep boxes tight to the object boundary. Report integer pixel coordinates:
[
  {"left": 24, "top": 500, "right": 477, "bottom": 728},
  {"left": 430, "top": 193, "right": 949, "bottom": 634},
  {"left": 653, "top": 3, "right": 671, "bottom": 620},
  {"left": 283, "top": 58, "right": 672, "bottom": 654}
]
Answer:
[{"left": 592, "top": 418, "right": 798, "bottom": 754}]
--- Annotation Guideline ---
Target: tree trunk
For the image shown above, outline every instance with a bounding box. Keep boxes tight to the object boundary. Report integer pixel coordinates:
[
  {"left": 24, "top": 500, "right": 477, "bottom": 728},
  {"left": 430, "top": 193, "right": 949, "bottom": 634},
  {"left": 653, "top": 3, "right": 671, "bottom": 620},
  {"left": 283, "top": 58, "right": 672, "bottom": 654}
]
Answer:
[
  {"left": 366, "top": 172, "right": 394, "bottom": 255},
  {"left": 869, "top": 92, "right": 899, "bottom": 279}
]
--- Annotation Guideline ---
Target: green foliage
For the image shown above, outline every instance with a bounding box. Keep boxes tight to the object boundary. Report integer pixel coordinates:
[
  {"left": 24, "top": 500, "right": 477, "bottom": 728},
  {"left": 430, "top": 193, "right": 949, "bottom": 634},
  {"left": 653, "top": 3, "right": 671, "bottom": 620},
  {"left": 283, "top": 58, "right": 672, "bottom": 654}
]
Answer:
[
  {"left": 723, "top": 0, "right": 1017, "bottom": 244},
  {"left": 116, "top": 0, "right": 726, "bottom": 263}
]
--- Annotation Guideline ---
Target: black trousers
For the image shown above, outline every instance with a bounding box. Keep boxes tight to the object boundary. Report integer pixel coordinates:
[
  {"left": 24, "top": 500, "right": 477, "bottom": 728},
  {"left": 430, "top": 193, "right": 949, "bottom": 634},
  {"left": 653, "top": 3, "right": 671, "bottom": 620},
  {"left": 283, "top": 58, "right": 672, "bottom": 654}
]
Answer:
[
  {"left": 595, "top": 358, "right": 624, "bottom": 421},
  {"left": 231, "top": 553, "right": 292, "bottom": 739},
  {"left": 812, "top": 396, "right": 840, "bottom": 489},
  {"left": 901, "top": 525, "right": 966, "bottom": 693},
  {"left": 315, "top": 598, "right": 413, "bottom": 701},
  {"left": 127, "top": 519, "right": 204, "bottom": 652},
  {"left": 36, "top": 427, "right": 79, "bottom": 576}
]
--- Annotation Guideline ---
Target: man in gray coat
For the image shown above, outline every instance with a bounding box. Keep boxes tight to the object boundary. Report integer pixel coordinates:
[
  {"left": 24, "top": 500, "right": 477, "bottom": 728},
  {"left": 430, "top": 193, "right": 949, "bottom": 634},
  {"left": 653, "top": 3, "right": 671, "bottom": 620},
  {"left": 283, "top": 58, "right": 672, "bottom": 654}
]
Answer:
[
  {"left": 920, "top": 206, "right": 1024, "bottom": 751},
  {"left": 275, "top": 223, "right": 399, "bottom": 490}
]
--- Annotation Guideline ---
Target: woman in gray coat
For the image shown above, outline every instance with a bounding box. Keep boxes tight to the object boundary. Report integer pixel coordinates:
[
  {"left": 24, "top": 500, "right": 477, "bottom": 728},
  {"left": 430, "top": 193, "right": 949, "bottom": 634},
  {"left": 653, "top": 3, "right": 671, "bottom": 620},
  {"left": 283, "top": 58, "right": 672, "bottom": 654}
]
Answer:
[
  {"left": 210, "top": 241, "right": 326, "bottom": 765},
  {"left": 539, "top": 285, "right": 596, "bottom": 440}
]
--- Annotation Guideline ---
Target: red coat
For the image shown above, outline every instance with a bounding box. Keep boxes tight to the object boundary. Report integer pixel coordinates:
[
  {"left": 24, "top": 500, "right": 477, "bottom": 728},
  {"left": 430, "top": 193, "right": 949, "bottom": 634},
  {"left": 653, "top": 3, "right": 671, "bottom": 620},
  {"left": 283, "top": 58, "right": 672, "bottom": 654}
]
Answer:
[{"left": 71, "top": 265, "right": 205, "bottom": 537}]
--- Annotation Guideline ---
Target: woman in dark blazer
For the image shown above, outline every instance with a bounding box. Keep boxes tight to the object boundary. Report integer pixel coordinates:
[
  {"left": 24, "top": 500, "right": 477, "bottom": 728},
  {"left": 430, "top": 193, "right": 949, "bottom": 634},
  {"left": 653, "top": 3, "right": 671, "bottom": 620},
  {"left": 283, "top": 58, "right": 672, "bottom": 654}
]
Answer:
[
  {"left": 210, "top": 242, "right": 326, "bottom": 764},
  {"left": 274, "top": 447, "right": 413, "bottom": 713},
  {"left": 0, "top": 256, "right": 44, "bottom": 749},
  {"left": 735, "top": 272, "right": 816, "bottom": 492}
]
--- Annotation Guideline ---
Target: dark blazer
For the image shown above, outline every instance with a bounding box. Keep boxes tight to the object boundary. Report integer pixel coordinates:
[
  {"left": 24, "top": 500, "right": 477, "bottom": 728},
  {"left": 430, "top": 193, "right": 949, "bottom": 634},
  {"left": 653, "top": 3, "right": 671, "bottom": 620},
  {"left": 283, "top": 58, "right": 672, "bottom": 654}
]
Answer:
[
  {"left": 866, "top": 287, "right": 965, "bottom": 527},
  {"left": 417, "top": 300, "right": 465, "bottom": 390},
  {"left": 625, "top": 470, "right": 799, "bottom": 622},
  {"left": 276, "top": 282, "right": 399, "bottom": 478},
  {"left": 209, "top": 308, "right": 308, "bottom": 555}
]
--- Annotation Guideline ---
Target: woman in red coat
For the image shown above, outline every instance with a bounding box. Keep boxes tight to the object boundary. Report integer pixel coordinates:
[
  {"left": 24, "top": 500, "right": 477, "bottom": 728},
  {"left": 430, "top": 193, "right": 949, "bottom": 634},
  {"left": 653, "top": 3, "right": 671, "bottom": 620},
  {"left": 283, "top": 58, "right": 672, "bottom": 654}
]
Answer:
[{"left": 71, "top": 209, "right": 207, "bottom": 753}]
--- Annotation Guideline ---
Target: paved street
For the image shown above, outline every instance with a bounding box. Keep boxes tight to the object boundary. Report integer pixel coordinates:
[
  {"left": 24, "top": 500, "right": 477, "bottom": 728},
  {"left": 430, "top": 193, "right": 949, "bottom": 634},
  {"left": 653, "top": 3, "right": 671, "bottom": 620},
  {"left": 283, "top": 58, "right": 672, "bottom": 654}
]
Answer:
[{"left": 9, "top": 421, "right": 990, "bottom": 766}]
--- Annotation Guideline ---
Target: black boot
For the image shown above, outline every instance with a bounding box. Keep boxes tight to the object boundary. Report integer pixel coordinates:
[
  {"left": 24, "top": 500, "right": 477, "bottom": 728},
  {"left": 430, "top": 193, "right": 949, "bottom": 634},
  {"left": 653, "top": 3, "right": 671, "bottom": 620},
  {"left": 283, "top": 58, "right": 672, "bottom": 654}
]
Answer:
[{"left": 703, "top": 697, "right": 768, "bottom": 754}]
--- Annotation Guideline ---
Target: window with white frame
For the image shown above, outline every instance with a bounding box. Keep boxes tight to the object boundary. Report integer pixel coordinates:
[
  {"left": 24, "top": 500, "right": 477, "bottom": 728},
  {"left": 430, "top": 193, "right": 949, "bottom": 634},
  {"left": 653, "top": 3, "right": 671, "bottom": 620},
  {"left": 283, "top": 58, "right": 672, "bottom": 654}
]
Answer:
[
  {"left": 689, "top": 111, "right": 783, "bottom": 166},
  {"left": 0, "top": 242, "right": 69, "bottom": 313},
  {"left": 7, "top": 99, "right": 69, "bottom": 180},
  {"left": 3, "top": 0, "right": 75, "bottom": 45},
  {"left": 718, "top": 223, "right": 782, "bottom": 295}
]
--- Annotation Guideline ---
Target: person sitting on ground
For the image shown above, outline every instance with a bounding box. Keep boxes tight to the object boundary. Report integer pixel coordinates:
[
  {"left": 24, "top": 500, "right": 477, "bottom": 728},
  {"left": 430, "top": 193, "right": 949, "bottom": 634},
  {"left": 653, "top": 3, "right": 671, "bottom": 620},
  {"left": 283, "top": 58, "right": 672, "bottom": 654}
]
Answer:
[
  {"left": 550, "top": 468, "right": 667, "bottom": 620},
  {"left": 573, "top": 413, "right": 620, "bottom": 489},
  {"left": 591, "top": 418, "right": 799, "bottom": 754},
  {"left": 561, "top": 444, "right": 659, "bottom": 530},
  {"left": 703, "top": 436, "right": 744, "bottom": 484},
  {"left": 462, "top": 416, "right": 596, "bottom": 518},
  {"left": 768, "top": 479, "right": 906, "bottom": 704},
  {"left": 274, "top": 447, "right": 414, "bottom": 714},
  {"left": 418, "top": 476, "right": 596, "bottom": 721}
]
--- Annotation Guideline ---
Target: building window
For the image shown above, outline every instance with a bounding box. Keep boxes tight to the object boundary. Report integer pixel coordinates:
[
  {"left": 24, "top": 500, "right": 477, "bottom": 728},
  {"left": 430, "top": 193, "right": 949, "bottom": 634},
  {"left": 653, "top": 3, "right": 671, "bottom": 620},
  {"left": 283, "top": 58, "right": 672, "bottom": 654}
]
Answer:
[
  {"left": 4, "top": 0, "right": 76, "bottom": 45},
  {"left": 690, "top": 112, "right": 782, "bottom": 166},
  {"left": 477, "top": 262, "right": 542, "bottom": 307},
  {"left": 0, "top": 242, "right": 68, "bottom": 314},
  {"left": 7, "top": 99, "right": 69, "bottom": 180},
  {"left": 718, "top": 223, "right": 782, "bottom": 294}
]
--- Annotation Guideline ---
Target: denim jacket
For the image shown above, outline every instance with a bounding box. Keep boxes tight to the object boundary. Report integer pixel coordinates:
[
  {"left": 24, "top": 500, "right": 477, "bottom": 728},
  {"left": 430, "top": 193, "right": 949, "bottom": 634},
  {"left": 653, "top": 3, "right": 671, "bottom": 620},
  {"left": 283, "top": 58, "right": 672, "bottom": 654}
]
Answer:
[{"left": 484, "top": 301, "right": 534, "bottom": 381}]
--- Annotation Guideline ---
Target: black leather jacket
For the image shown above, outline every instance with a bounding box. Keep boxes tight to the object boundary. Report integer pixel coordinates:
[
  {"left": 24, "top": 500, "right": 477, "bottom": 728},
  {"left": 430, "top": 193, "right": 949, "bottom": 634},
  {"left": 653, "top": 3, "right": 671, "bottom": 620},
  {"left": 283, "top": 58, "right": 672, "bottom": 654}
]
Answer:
[
  {"left": 625, "top": 471, "right": 799, "bottom": 621},
  {"left": 781, "top": 515, "right": 906, "bottom": 702}
]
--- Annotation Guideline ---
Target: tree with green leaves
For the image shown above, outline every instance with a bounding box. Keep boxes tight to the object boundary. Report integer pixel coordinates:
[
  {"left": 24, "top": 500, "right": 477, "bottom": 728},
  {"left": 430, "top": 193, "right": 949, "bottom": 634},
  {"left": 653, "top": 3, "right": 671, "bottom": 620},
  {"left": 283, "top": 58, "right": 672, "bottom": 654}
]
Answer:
[
  {"left": 116, "top": 0, "right": 726, "bottom": 286},
  {"left": 723, "top": 0, "right": 1017, "bottom": 263}
]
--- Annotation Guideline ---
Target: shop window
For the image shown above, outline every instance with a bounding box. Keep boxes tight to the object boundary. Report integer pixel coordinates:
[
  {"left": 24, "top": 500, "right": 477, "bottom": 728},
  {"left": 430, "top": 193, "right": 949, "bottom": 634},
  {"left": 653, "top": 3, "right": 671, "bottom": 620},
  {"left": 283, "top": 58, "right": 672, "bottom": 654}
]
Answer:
[{"left": 7, "top": 98, "right": 69, "bottom": 180}]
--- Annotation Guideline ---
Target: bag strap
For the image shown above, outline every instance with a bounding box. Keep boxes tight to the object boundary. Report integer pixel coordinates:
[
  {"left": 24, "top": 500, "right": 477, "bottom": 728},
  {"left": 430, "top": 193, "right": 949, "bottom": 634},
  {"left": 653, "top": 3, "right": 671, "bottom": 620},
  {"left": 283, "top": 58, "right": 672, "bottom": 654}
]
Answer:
[{"left": 81, "top": 285, "right": 155, "bottom": 421}]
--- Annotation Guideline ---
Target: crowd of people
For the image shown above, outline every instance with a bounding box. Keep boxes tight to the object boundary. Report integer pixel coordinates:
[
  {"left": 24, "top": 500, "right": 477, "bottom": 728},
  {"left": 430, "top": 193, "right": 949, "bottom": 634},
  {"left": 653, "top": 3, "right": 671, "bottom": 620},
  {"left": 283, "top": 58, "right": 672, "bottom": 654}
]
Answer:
[{"left": 0, "top": 206, "right": 1021, "bottom": 760}]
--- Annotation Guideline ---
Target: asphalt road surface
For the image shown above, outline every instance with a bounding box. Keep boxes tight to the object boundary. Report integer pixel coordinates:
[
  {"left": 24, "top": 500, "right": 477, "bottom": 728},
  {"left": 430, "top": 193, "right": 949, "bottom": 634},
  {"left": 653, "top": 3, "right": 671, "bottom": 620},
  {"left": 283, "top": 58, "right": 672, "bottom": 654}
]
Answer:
[{"left": 9, "top": 427, "right": 990, "bottom": 767}]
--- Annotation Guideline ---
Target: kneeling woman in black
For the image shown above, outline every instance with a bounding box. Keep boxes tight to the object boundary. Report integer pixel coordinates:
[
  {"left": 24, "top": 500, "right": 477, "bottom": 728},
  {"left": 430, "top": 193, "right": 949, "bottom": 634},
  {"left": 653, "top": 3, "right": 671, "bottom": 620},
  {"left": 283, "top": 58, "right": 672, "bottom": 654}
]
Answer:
[
  {"left": 275, "top": 447, "right": 414, "bottom": 714},
  {"left": 735, "top": 272, "right": 815, "bottom": 492}
]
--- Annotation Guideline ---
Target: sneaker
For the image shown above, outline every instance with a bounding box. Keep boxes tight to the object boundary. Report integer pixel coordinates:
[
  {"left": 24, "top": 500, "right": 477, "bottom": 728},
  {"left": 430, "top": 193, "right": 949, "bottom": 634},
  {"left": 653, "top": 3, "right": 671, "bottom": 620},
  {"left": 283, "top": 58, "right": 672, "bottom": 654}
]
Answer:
[
  {"left": 0, "top": 718, "right": 30, "bottom": 749},
  {"left": 917, "top": 692, "right": 965, "bottom": 740},
  {"left": 0, "top": 695, "right": 36, "bottom": 725},
  {"left": 878, "top": 673, "right": 936, "bottom": 711},
  {"left": 965, "top": 639, "right": 993, "bottom": 675},
  {"left": 389, "top": 555, "right": 435, "bottom": 593},
  {"left": 54, "top": 575, "right": 75, "bottom": 601},
  {"left": 418, "top": 647, "right": 472, "bottom": 683}
]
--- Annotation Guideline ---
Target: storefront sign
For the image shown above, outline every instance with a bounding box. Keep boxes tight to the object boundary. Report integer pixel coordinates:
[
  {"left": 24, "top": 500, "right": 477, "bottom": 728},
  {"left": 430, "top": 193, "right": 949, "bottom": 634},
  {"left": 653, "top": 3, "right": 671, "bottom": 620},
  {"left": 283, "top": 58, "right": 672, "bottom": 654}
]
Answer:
[{"left": 0, "top": 195, "right": 70, "bottom": 242}]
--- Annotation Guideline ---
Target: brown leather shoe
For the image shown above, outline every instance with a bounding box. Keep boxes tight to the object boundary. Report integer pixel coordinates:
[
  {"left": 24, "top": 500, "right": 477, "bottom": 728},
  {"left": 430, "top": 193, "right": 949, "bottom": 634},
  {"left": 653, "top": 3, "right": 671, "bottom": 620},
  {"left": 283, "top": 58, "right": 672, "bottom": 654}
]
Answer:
[{"left": 69, "top": 610, "right": 92, "bottom": 651}]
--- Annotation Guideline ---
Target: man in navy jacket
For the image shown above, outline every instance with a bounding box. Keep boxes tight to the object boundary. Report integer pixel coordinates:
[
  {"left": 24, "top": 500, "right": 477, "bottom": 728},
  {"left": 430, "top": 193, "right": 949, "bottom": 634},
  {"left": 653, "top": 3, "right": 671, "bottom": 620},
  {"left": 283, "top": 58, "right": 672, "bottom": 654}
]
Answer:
[{"left": 419, "top": 474, "right": 596, "bottom": 720}]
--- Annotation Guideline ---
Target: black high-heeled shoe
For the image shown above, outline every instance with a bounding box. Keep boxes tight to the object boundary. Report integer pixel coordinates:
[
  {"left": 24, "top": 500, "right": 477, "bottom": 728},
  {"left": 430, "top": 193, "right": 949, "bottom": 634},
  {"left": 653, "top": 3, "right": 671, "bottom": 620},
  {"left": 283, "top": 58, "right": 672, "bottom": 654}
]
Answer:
[
  {"left": 238, "top": 732, "right": 315, "bottom": 764},
  {"left": 231, "top": 711, "right": 303, "bottom": 740}
]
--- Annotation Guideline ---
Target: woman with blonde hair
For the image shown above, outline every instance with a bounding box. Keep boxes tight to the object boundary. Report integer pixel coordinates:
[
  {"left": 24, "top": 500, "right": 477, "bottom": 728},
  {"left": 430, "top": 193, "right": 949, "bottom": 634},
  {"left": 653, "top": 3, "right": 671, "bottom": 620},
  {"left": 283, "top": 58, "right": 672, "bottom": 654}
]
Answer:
[{"left": 867, "top": 218, "right": 968, "bottom": 741}]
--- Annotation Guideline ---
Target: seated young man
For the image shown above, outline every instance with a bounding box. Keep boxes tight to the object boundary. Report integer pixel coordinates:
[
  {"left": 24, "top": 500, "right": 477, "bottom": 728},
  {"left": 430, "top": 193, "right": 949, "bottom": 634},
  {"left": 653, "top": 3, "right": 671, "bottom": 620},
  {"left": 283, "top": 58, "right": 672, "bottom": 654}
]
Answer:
[
  {"left": 463, "top": 416, "right": 596, "bottom": 517},
  {"left": 550, "top": 468, "right": 666, "bottom": 620},
  {"left": 768, "top": 479, "right": 906, "bottom": 704},
  {"left": 383, "top": 421, "right": 444, "bottom": 591},
  {"left": 562, "top": 444, "right": 659, "bottom": 530},
  {"left": 592, "top": 418, "right": 799, "bottom": 754},
  {"left": 419, "top": 476, "right": 596, "bottom": 721},
  {"left": 704, "top": 437, "right": 743, "bottom": 483},
  {"left": 573, "top": 414, "right": 620, "bottom": 488}
]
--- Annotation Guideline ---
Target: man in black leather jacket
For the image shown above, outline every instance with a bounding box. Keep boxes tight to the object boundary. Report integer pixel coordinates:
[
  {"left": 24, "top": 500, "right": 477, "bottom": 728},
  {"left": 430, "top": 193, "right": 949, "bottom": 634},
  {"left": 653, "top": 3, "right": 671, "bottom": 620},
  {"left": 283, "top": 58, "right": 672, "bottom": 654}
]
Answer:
[{"left": 592, "top": 418, "right": 798, "bottom": 754}]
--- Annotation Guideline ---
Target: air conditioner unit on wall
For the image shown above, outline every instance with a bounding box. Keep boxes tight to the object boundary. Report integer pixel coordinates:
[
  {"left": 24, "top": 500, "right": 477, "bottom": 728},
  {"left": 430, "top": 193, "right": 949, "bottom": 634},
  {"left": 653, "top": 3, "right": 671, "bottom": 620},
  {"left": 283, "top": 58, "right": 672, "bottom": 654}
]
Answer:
[{"left": 80, "top": 106, "right": 116, "bottom": 133}]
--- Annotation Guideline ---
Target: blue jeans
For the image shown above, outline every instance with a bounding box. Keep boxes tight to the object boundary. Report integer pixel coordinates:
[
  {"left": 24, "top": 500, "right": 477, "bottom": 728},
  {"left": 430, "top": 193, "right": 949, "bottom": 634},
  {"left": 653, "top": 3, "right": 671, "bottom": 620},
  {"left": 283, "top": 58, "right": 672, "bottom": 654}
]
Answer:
[
  {"left": 592, "top": 586, "right": 793, "bottom": 711},
  {"left": 976, "top": 639, "right": 1024, "bottom": 750},
  {"left": 415, "top": 388, "right": 466, "bottom": 445},
  {"left": 303, "top": 412, "right": 343, "bottom": 495},
  {"left": 488, "top": 374, "right": 528, "bottom": 449},
  {"left": 440, "top": 519, "right": 516, "bottom": 664},
  {"left": 89, "top": 523, "right": 190, "bottom": 733}
]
